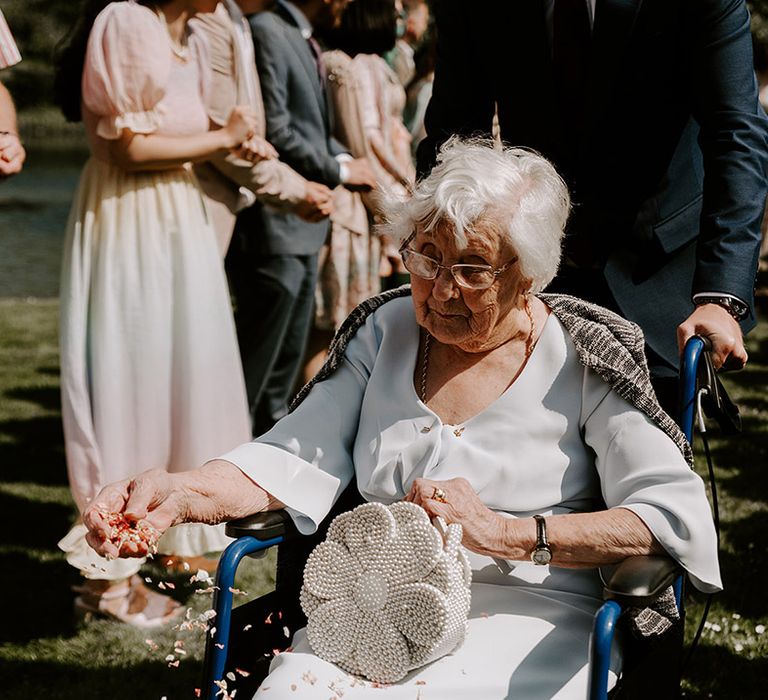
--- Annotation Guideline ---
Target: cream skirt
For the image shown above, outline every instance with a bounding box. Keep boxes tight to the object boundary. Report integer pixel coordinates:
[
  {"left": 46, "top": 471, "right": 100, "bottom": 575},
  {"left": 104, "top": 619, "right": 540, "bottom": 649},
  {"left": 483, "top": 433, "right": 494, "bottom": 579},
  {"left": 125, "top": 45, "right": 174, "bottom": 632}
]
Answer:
[{"left": 59, "top": 158, "right": 251, "bottom": 579}]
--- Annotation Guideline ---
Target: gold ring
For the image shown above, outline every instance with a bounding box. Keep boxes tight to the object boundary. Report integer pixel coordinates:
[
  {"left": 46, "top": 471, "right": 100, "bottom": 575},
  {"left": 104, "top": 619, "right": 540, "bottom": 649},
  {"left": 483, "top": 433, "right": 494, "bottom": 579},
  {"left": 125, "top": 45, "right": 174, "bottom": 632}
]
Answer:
[{"left": 432, "top": 487, "right": 447, "bottom": 503}]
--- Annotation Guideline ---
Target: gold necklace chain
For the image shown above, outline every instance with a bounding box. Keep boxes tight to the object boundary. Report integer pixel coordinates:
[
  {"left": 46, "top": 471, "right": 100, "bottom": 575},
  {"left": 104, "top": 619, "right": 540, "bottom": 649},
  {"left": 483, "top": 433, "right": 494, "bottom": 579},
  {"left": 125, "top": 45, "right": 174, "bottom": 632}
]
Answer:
[{"left": 420, "top": 296, "right": 536, "bottom": 403}]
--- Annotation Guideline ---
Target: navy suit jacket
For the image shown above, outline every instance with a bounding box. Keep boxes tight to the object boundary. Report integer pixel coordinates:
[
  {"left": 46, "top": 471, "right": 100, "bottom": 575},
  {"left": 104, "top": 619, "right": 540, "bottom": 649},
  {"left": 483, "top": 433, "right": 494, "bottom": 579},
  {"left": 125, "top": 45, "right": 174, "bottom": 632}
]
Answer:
[
  {"left": 417, "top": 0, "right": 768, "bottom": 370},
  {"left": 234, "top": 0, "right": 346, "bottom": 256}
]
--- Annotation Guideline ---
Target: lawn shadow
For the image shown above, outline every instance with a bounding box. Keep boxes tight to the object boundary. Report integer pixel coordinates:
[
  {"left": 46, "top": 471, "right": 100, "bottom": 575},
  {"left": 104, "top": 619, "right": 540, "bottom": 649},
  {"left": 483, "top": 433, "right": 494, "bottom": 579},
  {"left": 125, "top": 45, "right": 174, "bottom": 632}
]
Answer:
[
  {"left": 683, "top": 641, "right": 768, "bottom": 699},
  {"left": 715, "top": 510, "right": 768, "bottom": 619},
  {"left": 2, "top": 549, "right": 79, "bottom": 645},
  {"left": 1, "top": 656, "right": 203, "bottom": 700},
  {"left": 0, "top": 413, "right": 66, "bottom": 485},
  {"left": 0, "top": 378, "right": 66, "bottom": 486},
  {"left": 4, "top": 384, "right": 62, "bottom": 412}
]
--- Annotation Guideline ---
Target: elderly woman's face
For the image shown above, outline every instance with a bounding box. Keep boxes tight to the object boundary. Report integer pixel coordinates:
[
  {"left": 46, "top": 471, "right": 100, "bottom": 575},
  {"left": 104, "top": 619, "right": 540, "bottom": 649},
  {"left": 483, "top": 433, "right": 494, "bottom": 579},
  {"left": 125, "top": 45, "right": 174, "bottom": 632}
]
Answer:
[{"left": 409, "top": 220, "right": 530, "bottom": 350}]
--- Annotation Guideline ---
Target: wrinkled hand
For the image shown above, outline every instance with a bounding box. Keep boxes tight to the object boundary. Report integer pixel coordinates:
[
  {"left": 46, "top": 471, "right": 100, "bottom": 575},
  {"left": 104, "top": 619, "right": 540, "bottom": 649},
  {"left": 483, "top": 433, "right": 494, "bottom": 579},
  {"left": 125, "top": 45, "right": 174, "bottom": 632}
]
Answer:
[
  {"left": 234, "top": 135, "right": 278, "bottom": 163},
  {"left": 83, "top": 469, "right": 186, "bottom": 559},
  {"left": 343, "top": 157, "right": 377, "bottom": 191},
  {"left": 224, "top": 105, "right": 258, "bottom": 148},
  {"left": 405, "top": 477, "right": 504, "bottom": 555},
  {"left": 295, "top": 181, "right": 334, "bottom": 222},
  {"left": 0, "top": 132, "right": 25, "bottom": 178},
  {"left": 677, "top": 303, "right": 748, "bottom": 370}
]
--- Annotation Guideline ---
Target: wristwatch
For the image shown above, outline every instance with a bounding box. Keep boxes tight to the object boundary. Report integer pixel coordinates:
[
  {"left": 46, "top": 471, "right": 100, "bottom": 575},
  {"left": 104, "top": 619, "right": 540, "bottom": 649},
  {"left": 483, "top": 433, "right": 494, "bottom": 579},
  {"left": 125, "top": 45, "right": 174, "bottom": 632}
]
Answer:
[
  {"left": 693, "top": 295, "right": 749, "bottom": 321},
  {"left": 530, "top": 515, "right": 552, "bottom": 566}
]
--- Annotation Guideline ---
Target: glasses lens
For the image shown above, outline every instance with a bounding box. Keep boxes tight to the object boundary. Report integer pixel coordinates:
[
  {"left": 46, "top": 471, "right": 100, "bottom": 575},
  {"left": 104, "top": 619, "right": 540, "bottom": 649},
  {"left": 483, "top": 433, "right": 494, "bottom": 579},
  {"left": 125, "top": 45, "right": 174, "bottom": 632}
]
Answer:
[
  {"left": 402, "top": 250, "right": 439, "bottom": 279},
  {"left": 454, "top": 265, "right": 495, "bottom": 289}
]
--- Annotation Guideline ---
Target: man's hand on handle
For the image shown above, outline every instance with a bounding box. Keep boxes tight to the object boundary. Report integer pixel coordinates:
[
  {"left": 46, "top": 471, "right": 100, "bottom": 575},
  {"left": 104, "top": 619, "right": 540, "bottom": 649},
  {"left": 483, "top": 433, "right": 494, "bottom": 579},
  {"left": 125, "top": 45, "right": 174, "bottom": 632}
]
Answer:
[{"left": 677, "top": 303, "right": 748, "bottom": 370}]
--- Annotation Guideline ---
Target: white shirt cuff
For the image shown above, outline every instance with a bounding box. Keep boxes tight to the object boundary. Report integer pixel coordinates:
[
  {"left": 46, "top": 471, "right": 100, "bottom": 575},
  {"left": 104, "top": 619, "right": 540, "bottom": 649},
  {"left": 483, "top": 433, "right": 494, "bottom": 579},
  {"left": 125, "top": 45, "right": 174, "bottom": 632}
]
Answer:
[
  {"left": 336, "top": 153, "right": 353, "bottom": 183},
  {"left": 217, "top": 442, "right": 341, "bottom": 535}
]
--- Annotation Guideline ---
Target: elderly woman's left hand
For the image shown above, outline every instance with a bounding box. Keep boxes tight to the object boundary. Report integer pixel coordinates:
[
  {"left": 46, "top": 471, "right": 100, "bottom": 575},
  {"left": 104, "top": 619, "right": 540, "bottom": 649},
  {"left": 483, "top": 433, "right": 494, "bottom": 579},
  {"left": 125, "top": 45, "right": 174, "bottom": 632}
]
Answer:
[{"left": 405, "top": 477, "right": 505, "bottom": 555}]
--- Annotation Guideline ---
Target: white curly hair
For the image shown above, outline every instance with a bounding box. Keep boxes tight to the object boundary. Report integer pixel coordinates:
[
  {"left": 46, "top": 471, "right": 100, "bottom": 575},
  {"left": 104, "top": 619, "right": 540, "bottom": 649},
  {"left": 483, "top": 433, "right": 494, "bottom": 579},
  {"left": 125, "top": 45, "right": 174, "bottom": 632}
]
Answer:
[{"left": 378, "top": 137, "right": 570, "bottom": 293}]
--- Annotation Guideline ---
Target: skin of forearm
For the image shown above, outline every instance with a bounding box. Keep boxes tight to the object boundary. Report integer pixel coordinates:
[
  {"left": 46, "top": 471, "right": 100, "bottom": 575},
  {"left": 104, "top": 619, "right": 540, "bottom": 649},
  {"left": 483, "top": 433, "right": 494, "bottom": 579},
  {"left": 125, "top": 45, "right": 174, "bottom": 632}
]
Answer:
[
  {"left": 482, "top": 507, "right": 663, "bottom": 568},
  {"left": 173, "top": 459, "right": 283, "bottom": 526},
  {"left": 0, "top": 82, "right": 18, "bottom": 133},
  {"left": 109, "top": 129, "right": 235, "bottom": 172}
]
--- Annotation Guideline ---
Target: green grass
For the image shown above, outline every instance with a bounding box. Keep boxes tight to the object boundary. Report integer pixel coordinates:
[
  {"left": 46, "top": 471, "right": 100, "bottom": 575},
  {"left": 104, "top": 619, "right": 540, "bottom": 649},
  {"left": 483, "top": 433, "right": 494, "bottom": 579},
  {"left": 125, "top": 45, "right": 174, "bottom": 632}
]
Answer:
[
  {"left": 0, "top": 298, "right": 765, "bottom": 698},
  {"left": 0, "top": 299, "right": 275, "bottom": 699}
]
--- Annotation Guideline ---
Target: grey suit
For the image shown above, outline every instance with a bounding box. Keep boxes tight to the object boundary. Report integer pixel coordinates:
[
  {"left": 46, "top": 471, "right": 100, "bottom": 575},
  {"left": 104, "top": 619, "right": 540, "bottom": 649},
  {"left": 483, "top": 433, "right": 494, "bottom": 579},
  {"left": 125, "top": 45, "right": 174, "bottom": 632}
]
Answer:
[{"left": 228, "top": 0, "right": 346, "bottom": 434}]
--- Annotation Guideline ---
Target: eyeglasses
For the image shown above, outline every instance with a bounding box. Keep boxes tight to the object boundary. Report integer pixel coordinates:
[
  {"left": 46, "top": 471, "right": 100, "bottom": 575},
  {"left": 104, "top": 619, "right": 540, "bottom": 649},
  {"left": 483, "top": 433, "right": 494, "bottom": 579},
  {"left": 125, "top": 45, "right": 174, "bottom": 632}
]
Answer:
[{"left": 400, "top": 247, "right": 517, "bottom": 290}]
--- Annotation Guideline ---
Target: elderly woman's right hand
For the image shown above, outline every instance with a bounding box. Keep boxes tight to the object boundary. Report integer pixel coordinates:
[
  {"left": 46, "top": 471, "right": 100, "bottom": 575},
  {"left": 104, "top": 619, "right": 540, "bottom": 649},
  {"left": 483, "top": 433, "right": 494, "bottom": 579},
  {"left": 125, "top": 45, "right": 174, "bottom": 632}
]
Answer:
[
  {"left": 83, "top": 469, "right": 185, "bottom": 559},
  {"left": 223, "top": 105, "right": 258, "bottom": 149}
]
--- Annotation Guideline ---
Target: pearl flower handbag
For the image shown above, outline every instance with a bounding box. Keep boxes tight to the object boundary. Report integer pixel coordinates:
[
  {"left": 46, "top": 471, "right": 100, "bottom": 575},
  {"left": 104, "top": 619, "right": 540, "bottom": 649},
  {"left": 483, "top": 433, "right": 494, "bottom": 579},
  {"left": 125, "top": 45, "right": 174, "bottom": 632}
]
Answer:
[{"left": 300, "top": 501, "right": 472, "bottom": 683}]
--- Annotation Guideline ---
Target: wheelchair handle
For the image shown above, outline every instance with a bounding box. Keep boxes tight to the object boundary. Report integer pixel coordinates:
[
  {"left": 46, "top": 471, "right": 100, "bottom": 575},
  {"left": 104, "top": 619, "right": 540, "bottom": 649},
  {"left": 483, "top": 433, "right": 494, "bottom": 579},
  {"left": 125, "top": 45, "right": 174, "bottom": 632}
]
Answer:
[{"left": 225, "top": 509, "right": 297, "bottom": 541}]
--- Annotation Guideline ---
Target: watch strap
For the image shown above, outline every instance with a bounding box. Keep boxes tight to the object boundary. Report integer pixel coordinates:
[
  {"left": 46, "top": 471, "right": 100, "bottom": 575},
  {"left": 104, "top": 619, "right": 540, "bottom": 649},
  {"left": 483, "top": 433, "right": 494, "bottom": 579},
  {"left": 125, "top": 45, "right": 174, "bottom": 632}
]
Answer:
[{"left": 693, "top": 295, "right": 748, "bottom": 321}]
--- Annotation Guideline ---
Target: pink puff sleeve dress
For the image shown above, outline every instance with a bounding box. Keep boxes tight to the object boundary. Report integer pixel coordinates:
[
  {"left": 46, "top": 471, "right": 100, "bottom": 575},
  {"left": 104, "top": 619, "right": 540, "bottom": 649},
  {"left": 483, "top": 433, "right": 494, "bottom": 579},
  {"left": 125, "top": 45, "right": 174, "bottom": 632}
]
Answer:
[{"left": 58, "top": 1, "right": 251, "bottom": 580}]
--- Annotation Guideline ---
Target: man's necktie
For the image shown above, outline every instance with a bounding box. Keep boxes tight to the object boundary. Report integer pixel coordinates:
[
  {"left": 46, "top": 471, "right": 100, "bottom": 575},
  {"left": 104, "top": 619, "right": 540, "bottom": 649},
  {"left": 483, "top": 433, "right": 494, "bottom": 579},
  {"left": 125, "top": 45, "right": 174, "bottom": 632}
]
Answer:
[{"left": 307, "top": 35, "right": 327, "bottom": 87}]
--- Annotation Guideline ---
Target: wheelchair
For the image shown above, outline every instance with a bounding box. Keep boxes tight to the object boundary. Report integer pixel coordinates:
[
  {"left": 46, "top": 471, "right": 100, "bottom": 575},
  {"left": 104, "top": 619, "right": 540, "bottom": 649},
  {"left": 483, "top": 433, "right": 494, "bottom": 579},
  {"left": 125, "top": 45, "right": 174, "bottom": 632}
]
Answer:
[{"left": 200, "top": 336, "right": 729, "bottom": 700}]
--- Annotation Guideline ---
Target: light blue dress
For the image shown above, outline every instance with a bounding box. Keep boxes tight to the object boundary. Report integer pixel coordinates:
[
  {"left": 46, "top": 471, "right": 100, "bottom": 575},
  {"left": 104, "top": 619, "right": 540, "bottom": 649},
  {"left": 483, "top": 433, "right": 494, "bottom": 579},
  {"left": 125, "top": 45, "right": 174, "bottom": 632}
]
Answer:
[{"left": 220, "top": 297, "right": 720, "bottom": 699}]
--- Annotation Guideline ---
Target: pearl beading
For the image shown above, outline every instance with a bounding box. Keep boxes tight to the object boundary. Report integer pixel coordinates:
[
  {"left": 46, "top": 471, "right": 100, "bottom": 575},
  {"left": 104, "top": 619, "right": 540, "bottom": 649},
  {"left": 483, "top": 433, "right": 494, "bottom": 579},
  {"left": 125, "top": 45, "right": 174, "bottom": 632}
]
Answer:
[{"left": 300, "top": 501, "right": 472, "bottom": 683}]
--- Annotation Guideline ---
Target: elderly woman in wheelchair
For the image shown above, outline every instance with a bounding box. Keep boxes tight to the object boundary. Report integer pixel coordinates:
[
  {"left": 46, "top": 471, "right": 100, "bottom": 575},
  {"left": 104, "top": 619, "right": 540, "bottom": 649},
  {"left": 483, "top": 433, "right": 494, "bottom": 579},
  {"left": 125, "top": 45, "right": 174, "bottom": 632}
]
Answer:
[{"left": 84, "top": 139, "right": 719, "bottom": 699}]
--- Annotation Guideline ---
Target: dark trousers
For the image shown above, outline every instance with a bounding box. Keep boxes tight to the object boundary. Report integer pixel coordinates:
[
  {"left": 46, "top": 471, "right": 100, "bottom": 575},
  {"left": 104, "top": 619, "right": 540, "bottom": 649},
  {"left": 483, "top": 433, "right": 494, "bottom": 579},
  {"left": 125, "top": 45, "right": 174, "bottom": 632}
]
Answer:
[{"left": 227, "top": 250, "right": 318, "bottom": 437}]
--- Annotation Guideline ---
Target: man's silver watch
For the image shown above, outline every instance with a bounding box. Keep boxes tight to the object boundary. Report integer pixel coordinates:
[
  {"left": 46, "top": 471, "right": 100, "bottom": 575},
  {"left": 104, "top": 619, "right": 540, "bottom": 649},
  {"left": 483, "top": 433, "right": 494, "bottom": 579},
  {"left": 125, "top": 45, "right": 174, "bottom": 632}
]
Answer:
[
  {"left": 693, "top": 295, "right": 748, "bottom": 321},
  {"left": 531, "top": 514, "right": 552, "bottom": 566}
]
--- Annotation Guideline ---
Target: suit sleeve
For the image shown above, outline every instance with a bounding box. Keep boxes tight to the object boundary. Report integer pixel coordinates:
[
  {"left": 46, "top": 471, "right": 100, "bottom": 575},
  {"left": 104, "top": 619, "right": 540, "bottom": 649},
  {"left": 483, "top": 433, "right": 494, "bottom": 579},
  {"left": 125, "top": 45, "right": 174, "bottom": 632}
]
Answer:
[
  {"left": 688, "top": 0, "right": 768, "bottom": 320},
  {"left": 249, "top": 15, "right": 342, "bottom": 187},
  {"left": 415, "top": 0, "right": 496, "bottom": 178}
]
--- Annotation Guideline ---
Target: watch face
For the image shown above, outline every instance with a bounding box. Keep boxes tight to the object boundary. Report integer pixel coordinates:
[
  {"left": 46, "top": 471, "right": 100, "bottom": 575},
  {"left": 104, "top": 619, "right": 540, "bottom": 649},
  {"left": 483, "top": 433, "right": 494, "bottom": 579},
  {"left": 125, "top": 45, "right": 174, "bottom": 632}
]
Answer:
[{"left": 531, "top": 547, "right": 552, "bottom": 566}]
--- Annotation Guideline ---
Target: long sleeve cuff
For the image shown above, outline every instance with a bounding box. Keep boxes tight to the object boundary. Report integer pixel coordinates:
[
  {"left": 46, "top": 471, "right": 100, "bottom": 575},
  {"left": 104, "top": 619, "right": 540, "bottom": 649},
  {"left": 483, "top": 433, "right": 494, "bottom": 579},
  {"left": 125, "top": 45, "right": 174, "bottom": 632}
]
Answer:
[{"left": 217, "top": 442, "right": 341, "bottom": 534}]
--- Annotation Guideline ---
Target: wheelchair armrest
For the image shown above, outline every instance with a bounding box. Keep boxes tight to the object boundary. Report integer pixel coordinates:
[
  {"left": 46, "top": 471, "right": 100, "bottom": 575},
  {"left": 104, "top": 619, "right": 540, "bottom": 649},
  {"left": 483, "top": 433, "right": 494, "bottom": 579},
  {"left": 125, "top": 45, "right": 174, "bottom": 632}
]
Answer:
[
  {"left": 601, "top": 555, "right": 681, "bottom": 608},
  {"left": 224, "top": 509, "right": 299, "bottom": 541}
]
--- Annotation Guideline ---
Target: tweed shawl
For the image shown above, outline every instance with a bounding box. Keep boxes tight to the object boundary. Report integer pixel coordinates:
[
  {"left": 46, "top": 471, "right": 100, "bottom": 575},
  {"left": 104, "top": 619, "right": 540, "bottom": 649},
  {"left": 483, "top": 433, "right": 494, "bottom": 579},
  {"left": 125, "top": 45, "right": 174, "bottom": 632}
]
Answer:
[{"left": 291, "top": 287, "right": 692, "bottom": 466}]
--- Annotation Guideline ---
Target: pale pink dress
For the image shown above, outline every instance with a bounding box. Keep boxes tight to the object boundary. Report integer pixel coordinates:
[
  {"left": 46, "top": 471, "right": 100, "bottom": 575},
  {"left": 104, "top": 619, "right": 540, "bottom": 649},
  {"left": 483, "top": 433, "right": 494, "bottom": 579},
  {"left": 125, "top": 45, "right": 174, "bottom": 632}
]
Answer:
[
  {"left": 315, "top": 52, "right": 416, "bottom": 331},
  {"left": 58, "top": 1, "right": 251, "bottom": 579}
]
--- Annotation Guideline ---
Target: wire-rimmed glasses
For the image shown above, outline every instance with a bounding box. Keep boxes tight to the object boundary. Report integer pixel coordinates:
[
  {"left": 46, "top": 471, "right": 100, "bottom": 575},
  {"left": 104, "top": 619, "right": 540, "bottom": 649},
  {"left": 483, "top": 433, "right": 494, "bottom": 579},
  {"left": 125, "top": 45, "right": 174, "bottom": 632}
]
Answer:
[{"left": 400, "top": 247, "right": 517, "bottom": 291}]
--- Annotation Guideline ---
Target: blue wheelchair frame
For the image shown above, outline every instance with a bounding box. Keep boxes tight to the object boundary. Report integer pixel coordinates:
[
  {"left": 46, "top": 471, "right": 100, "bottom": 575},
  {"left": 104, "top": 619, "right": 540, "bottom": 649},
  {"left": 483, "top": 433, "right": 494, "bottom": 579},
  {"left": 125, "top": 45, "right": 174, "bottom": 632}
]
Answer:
[{"left": 202, "top": 336, "right": 709, "bottom": 700}]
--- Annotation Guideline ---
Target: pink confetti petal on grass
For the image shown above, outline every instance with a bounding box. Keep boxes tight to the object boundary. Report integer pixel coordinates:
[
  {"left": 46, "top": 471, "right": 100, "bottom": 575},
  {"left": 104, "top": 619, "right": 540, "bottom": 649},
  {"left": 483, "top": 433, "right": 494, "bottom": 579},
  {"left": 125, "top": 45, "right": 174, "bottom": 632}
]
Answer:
[{"left": 235, "top": 668, "right": 251, "bottom": 677}]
